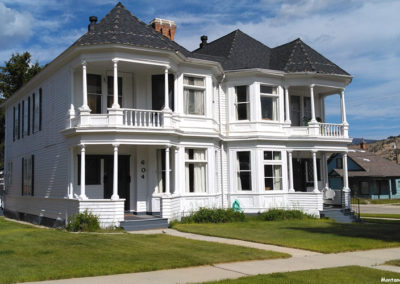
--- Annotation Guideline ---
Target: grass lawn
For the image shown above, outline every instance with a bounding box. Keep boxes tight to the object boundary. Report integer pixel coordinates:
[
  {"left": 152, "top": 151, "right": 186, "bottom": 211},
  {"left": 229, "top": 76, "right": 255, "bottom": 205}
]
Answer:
[
  {"left": 0, "top": 218, "right": 287, "bottom": 284},
  {"left": 173, "top": 219, "right": 400, "bottom": 253},
  {"left": 202, "top": 266, "right": 400, "bottom": 284},
  {"left": 361, "top": 213, "right": 400, "bottom": 219},
  {"left": 386, "top": 259, "right": 400, "bottom": 266}
]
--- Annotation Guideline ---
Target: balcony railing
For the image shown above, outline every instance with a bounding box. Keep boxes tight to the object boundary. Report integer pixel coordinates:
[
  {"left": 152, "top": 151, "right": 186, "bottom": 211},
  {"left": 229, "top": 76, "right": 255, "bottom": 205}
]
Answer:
[
  {"left": 122, "top": 109, "right": 163, "bottom": 128},
  {"left": 319, "top": 123, "right": 344, "bottom": 137}
]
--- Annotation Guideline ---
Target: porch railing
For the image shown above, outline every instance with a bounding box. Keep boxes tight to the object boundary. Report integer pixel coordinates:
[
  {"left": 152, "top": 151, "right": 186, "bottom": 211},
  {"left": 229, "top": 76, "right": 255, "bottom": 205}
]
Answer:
[
  {"left": 319, "top": 123, "right": 343, "bottom": 137},
  {"left": 122, "top": 109, "right": 164, "bottom": 128}
]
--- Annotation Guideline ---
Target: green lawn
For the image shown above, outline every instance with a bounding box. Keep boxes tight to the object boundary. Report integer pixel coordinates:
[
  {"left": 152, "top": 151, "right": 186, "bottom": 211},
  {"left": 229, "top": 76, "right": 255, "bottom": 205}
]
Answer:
[
  {"left": 0, "top": 218, "right": 287, "bottom": 284},
  {"left": 386, "top": 259, "right": 400, "bottom": 266},
  {"left": 202, "top": 266, "right": 400, "bottom": 284},
  {"left": 173, "top": 219, "right": 400, "bottom": 253},
  {"left": 361, "top": 213, "right": 400, "bottom": 219}
]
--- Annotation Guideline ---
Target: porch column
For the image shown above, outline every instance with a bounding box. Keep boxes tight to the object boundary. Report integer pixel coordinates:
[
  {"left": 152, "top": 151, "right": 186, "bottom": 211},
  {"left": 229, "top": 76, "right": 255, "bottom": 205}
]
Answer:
[
  {"left": 284, "top": 86, "right": 291, "bottom": 124},
  {"left": 163, "top": 67, "right": 171, "bottom": 111},
  {"left": 68, "top": 147, "right": 74, "bottom": 199},
  {"left": 340, "top": 90, "right": 348, "bottom": 125},
  {"left": 288, "top": 151, "right": 294, "bottom": 192},
  {"left": 80, "top": 61, "right": 90, "bottom": 111},
  {"left": 322, "top": 152, "right": 329, "bottom": 190},
  {"left": 174, "top": 147, "right": 179, "bottom": 195},
  {"left": 111, "top": 144, "right": 120, "bottom": 200},
  {"left": 112, "top": 59, "right": 120, "bottom": 109},
  {"left": 343, "top": 152, "right": 349, "bottom": 191},
  {"left": 312, "top": 150, "right": 319, "bottom": 193},
  {"left": 310, "top": 85, "right": 317, "bottom": 123},
  {"left": 165, "top": 146, "right": 170, "bottom": 194},
  {"left": 80, "top": 144, "right": 88, "bottom": 200}
]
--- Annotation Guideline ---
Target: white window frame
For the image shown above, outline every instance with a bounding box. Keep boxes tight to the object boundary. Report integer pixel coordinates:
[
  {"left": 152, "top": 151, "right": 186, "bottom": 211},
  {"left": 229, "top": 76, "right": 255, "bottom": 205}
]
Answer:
[
  {"left": 263, "top": 150, "right": 283, "bottom": 191},
  {"left": 183, "top": 75, "right": 206, "bottom": 116},
  {"left": 260, "top": 85, "right": 279, "bottom": 121},
  {"left": 235, "top": 85, "right": 250, "bottom": 121},
  {"left": 184, "top": 148, "right": 207, "bottom": 193},
  {"left": 236, "top": 151, "right": 252, "bottom": 191}
]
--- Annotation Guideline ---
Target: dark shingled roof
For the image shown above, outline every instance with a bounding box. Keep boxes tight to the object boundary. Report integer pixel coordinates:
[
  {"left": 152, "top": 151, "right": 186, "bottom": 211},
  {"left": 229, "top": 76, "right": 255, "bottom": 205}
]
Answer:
[
  {"left": 73, "top": 2, "right": 191, "bottom": 56},
  {"left": 332, "top": 150, "right": 400, "bottom": 178},
  {"left": 192, "top": 30, "right": 349, "bottom": 75}
]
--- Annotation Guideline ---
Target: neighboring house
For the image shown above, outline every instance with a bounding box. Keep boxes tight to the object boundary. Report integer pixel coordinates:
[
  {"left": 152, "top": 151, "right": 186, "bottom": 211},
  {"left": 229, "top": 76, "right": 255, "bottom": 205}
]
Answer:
[
  {"left": 329, "top": 142, "right": 400, "bottom": 200},
  {"left": 1, "top": 3, "right": 353, "bottom": 227}
]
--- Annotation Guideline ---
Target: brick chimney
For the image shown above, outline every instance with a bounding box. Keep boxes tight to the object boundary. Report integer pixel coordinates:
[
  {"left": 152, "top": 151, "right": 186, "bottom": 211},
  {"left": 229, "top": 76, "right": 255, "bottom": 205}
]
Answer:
[
  {"left": 150, "top": 18, "right": 176, "bottom": 40},
  {"left": 88, "top": 16, "right": 97, "bottom": 32},
  {"left": 360, "top": 139, "right": 367, "bottom": 150}
]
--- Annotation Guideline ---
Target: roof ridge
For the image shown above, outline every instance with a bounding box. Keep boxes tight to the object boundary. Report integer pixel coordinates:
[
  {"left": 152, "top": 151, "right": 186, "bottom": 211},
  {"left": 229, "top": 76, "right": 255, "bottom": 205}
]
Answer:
[
  {"left": 297, "top": 39, "right": 316, "bottom": 72},
  {"left": 227, "top": 29, "right": 240, "bottom": 59},
  {"left": 283, "top": 39, "right": 299, "bottom": 72}
]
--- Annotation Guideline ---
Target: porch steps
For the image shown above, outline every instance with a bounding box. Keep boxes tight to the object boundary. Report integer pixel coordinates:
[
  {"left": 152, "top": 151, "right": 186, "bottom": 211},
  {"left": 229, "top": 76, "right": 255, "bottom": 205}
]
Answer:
[
  {"left": 320, "top": 208, "right": 358, "bottom": 223},
  {"left": 0, "top": 208, "right": 3, "bottom": 216},
  {"left": 120, "top": 215, "right": 168, "bottom": 231}
]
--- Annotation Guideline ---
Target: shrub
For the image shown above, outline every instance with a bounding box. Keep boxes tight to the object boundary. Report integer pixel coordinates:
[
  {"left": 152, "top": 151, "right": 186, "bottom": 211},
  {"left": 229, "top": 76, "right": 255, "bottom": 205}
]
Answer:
[
  {"left": 181, "top": 208, "right": 246, "bottom": 224},
  {"left": 258, "top": 209, "right": 315, "bottom": 221},
  {"left": 66, "top": 210, "right": 100, "bottom": 232}
]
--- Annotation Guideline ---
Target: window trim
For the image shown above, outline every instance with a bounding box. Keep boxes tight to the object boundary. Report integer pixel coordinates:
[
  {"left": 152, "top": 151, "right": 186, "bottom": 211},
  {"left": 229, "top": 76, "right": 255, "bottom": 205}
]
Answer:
[
  {"left": 22, "top": 155, "right": 34, "bottom": 196},
  {"left": 260, "top": 85, "right": 279, "bottom": 121},
  {"left": 184, "top": 148, "right": 208, "bottom": 193},
  {"left": 263, "top": 150, "right": 283, "bottom": 191},
  {"left": 235, "top": 85, "right": 250, "bottom": 121}
]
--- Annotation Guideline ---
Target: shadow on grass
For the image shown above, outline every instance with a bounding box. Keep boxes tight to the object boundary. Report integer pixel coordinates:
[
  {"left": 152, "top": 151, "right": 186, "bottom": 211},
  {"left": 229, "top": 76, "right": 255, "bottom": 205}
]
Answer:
[{"left": 287, "top": 221, "right": 400, "bottom": 243}]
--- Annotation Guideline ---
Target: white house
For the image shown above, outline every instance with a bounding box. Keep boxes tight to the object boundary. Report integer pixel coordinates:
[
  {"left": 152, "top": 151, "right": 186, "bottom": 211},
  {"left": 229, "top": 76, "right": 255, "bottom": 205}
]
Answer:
[{"left": 1, "top": 3, "right": 352, "bottom": 227}]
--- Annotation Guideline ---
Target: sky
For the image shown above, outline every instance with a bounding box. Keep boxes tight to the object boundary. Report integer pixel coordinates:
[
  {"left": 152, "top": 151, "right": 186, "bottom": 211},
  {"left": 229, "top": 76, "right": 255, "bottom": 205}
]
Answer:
[{"left": 0, "top": 0, "right": 399, "bottom": 140}]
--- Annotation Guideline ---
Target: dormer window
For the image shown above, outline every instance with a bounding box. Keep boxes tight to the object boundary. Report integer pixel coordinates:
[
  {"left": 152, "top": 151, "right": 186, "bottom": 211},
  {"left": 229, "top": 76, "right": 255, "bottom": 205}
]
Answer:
[
  {"left": 183, "top": 76, "right": 205, "bottom": 115},
  {"left": 260, "top": 85, "right": 278, "bottom": 121}
]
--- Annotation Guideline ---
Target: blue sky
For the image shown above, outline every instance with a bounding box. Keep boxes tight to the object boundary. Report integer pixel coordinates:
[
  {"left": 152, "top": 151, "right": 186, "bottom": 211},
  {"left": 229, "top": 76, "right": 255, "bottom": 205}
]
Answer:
[{"left": 1, "top": 0, "right": 399, "bottom": 140}]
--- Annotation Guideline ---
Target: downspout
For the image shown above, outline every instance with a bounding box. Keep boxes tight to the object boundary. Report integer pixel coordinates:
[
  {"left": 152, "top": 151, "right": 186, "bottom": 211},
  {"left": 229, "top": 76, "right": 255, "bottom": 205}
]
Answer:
[{"left": 218, "top": 74, "right": 225, "bottom": 208}]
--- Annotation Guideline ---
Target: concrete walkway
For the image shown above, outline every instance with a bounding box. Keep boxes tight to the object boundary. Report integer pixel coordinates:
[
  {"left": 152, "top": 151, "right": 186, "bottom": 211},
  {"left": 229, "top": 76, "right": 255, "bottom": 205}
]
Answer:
[{"left": 23, "top": 230, "right": 400, "bottom": 284}]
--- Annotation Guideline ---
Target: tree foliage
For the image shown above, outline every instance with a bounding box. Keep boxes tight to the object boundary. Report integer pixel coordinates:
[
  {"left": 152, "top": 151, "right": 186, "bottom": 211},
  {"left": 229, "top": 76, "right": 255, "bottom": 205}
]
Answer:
[{"left": 0, "top": 52, "right": 42, "bottom": 169}]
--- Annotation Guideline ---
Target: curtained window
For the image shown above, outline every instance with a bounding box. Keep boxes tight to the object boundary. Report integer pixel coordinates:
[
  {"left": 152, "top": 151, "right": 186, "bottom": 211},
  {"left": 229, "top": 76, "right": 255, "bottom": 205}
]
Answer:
[
  {"left": 260, "top": 85, "right": 278, "bottom": 120},
  {"left": 185, "top": 148, "right": 206, "bottom": 193},
  {"left": 184, "top": 76, "right": 205, "bottom": 115},
  {"left": 237, "top": 151, "right": 251, "bottom": 191},
  {"left": 235, "top": 86, "right": 249, "bottom": 120},
  {"left": 263, "top": 151, "right": 282, "bottom": 190}
]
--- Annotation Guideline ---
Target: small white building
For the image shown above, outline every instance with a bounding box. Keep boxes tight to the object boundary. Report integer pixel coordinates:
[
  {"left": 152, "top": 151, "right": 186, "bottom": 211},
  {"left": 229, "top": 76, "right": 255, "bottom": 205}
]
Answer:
[{"left": 1, "top": 3, "right": 352, "bottom": 227}]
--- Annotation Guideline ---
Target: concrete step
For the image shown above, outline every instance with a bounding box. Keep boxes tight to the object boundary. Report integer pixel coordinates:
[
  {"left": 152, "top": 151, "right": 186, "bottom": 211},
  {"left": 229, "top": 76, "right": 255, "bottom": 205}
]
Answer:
[
  {"left": 320, "top": 209, "right": 358, "bottom": 223},
  {"left": 121, "top": 217, "right": 168, "bottom": 231}
]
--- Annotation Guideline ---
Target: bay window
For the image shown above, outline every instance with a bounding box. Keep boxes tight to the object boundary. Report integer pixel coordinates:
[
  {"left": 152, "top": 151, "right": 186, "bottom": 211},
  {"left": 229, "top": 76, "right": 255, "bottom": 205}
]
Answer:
[
  {"left": 185, "top": 148, "right": 206, "bottom": 193},
  {"left": 263, "top": 151, "right": 282, "bottom": 190},
  {"left": 235, "top": 86, "right": 249, "bottom": 120},
  {"left": 237, "top": 151, "right": 252, "bottom": 191},
  {"left": 260, "top": 85, "right": 278, "bottom": 120},
  {"left": 184, "top": 76, "right": 205, "bottom": 115}
]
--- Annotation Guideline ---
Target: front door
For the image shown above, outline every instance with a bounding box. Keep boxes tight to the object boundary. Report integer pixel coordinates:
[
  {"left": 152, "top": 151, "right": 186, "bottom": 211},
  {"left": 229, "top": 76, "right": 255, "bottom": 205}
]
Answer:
[{"left": 104, "top": 155, "right": 131, "bottom": 210}]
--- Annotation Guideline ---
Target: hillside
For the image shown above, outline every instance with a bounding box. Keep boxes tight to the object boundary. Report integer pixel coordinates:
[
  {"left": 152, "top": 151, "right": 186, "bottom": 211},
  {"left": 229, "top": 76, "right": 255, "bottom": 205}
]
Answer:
[{"left": 350, "top": 136, "right": 400, "bottom": 164}]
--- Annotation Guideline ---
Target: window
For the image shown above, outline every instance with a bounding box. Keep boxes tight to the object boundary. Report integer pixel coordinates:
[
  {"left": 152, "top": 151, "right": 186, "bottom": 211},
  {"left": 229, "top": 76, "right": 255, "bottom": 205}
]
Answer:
[
  {"left": 22, "top": 155, "right": 34, "bottom": 196},
  {"left": 185, "top": 148, "right": 206, "bottom": 192},
  {"left": 77, "top": 156, "right": 101, "bottom": 185},
  {"left": 32, "top": 90, "right": 42, "bottom": 133},
  {"left": 305, "top": 158, "right": 321, "bottom": 183},
  {"left": 157, "top": 149, "right": 166, "bottom": 193},
  {"left": 237, "top": 151, "right": 251, "bottom": 191},
  {"left": 87, "top": 74, "right": 102, "bottom": 114},
  {"left": 184, "top": 76, "right": 205, "bottom": 115},
  {"left": 235, "top": 86, "right": 249, "bottom": 120},
  {"left": 22, "top": 100, "right": 25, "bottom": 138},
  {"left": 260, "top": 85, "right": 278, "bottom": 120},
  {"left": 27, "top": 97, "right": 31, "bottom": 136},
  {"left": 18, "top": 103, "right": 20, "bottom": 139},
  {"left": 336, "top": 158, "right": 343, "bottom": 169},
  {"left": 263, "top": 151, "right": 282, "bottom": 190},
  {"left": 107, "top": 76, "right": 122, "bottom": 108},
  {"left": 360, "top": 181, "right": 369, "bottom": 195},
  {"left": 13, "top": 107, "right": 16, "bottom": 141},
  {"left": 303, "top": 97, "right": 312, "bottom": 123}
]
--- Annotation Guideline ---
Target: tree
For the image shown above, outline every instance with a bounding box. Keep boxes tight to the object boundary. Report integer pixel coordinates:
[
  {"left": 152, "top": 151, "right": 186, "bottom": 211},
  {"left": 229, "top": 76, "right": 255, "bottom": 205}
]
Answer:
[{"left": 0, "top": 52, "right": 42, "bottom": 169}]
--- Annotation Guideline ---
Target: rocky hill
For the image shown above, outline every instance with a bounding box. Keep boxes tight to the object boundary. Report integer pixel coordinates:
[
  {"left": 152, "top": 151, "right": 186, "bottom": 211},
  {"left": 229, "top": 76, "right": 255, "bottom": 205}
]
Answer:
[{"left": 350, "top": 136, "right": 400, "bottom": 164}]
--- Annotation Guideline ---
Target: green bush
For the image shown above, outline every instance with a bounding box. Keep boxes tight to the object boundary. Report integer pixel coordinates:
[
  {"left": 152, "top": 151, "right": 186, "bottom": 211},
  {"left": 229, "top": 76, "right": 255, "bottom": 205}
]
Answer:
[
  {"left": 66, "top": 210, "right": 100, "bottom": 232},
  {"left": 181, "top": 208, "right": 246, "bottom": 224},
  {"left": 258, "top": 209, "right": 315, "bottom": 221}
]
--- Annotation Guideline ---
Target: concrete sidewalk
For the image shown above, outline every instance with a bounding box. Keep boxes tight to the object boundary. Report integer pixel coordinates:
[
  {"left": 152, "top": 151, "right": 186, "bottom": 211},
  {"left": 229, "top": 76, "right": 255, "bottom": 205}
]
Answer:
[
  {"left": 23, "top": 229, "right": 400, "bottom": 284},
  {"left": 359, "top": 204, "right": 400, "bottom": 214}
]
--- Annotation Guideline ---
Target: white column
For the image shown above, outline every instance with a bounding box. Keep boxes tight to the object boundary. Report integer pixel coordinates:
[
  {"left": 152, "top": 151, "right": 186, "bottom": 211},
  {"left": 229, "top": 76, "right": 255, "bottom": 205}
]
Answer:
[
  {"left": 312, "top": 151, "right": 319, "bottom": 193},
  {"left": 340, "top": 90, "right": 348, "bottom": 125},
  {"left": 165, "top": 146, "right": 170, "bottom": 194},
  {"left": 310, "top": 85, "right": 317, "bottom": 123},
  {"left": 174, "top": 147, "right": 179, "bottom": 195},
  {"left": 68, "top": 147, "right": 74, "bottom": 198},
  {"left": 284, "top": 86, "right": 291, "bottom": 124},
  {"left": 163, "top": 68, "right": 171, "bottom": 111},
  {"left": 322, "top": 152, "right": 329, "bottom": 190},
  {"left": 288, "top": 151, "right": 294, "bottom": 192},
  {"left": 111, "top": 144, "right": 120, "bottom": 200},
  {"left": 343, "top": 152, "right": 349, "bottom": 191},
  {"left": 112, "top": 59, "right": 120, "bottom": 109},
  {"left": 80, "top": 144, "right": 87, "bottom": 200},
  {"left": 80, "top": 61, "right": 90, "bottom": 111}
]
